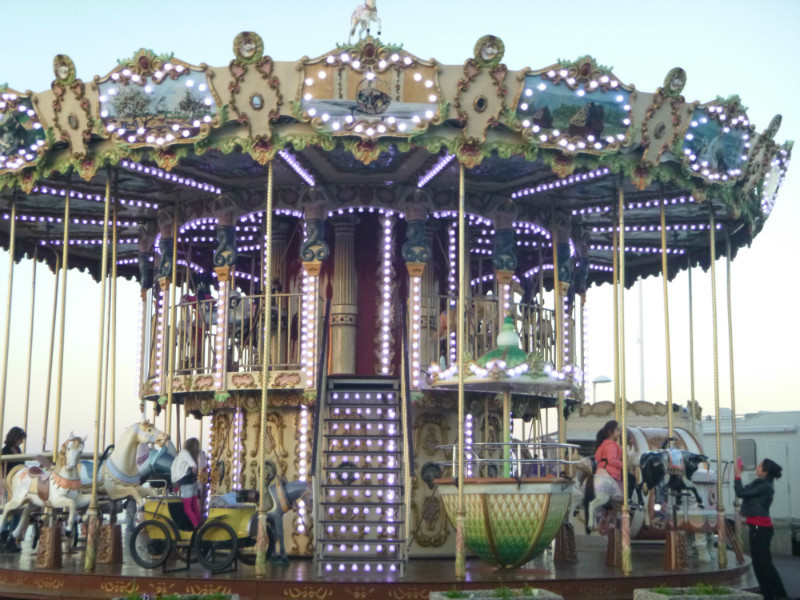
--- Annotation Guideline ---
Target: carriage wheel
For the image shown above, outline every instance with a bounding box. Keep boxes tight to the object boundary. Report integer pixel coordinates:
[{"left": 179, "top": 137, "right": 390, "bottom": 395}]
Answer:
[
  {"left": 236, "top": 522, "right": 275, "bottom": 565},
  {"left": 196, "top": 521, "right": 238, "bottom": 572},
  {"left": 129, "top": 520, "right": 172, "bottom": 569},
  {"left": 172, "top": 543, "right": 198, "bottom": 564}
]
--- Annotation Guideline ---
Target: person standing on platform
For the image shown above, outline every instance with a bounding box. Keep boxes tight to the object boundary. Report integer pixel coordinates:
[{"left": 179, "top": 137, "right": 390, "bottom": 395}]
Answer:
[
  {"left": 594, "top": 419, "right": 637, "bottom": 502},
  {"left": 1, "top": 427, "right": 26, "bottom": 552},
  {"left": 734, "top": 457, "right": 792, "bottom": 600},
  {"left": 171, "top": 438, "right": 205, "bottom": 528}
]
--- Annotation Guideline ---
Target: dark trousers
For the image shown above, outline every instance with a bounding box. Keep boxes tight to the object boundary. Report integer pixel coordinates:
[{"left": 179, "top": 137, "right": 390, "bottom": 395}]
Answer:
[{"left": 749, "top": 525, "right": 787, "bottom": 600}]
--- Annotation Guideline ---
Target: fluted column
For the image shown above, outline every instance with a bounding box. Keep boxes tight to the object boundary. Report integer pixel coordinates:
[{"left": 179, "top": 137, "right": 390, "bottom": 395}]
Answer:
[
  {"left": 419, "top": 227, "right": 436, "bottom": 371},
  {"left": 331, "top": 217, "right": 358, "bottom": 374},
  {"left": 213, "top": 218, "right": 238, "bottom": 392},
  {"left": 402, "top": 199, "right": 431, "bottom": 388}
]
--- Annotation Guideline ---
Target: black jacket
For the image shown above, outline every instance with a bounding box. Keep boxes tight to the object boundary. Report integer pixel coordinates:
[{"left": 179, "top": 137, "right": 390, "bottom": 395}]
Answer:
[{"left": 734, "top": 476, "right": 774, "bottom": 518}]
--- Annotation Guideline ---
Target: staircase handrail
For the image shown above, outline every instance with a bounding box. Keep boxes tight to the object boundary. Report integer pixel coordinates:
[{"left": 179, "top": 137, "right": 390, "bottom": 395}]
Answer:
[{"left": 311, "top": 297, "right": 331, "bottom": 551}]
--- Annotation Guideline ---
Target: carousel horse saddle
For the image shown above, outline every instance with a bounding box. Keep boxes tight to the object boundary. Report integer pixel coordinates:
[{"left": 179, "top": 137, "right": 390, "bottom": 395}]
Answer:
[
  {"left": 23, "top": 468, "right": 52, "bottom": 502},
  {"left": 668, "top": 448, "right": 685, "bottom": 473}
]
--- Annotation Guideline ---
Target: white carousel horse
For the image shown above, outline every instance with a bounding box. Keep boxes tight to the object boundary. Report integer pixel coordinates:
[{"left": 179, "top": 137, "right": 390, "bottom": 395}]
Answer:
[
  {"left": 78, "top": 421, "right": 168, "bottom": 506},
  {"left": 573, "top": 451, "right": 645, "bottom": 535},
  {"left": 349, "top": 0, "right": 381, "bottom": 42},
  {"left": 0, "top": 434, "right": 90, "bottom": 544}
]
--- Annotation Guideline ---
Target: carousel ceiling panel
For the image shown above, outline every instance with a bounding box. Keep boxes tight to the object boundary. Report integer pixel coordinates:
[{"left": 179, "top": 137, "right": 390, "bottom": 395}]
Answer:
[
  {"left": 513, "top": 59, "right": 634, "bottom": 153},
  {"left": 320, "top": 141, "right": 404, "bottom": 174},
  {"left": 0, "top": 89, "right": 47, "bottom": 174},
  {"left": 464, "top": 153, "right": 542, "bottom": 184},
  {"left": 0, "top": 32, "right": 792, "bottom": 285},
  {"left": 681, "top": 98, "right": 752, "bottom": 182},
  {"left": 96, "top": 50, "right": 221, "bottom": 149},
  {"left": 296, "top": 40, "right": 444, "bottom": 140}
]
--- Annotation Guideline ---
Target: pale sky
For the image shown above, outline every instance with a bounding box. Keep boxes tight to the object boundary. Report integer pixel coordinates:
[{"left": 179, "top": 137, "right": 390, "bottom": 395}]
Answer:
[{"left": 0, "top": 0, "right": 797, "bottom": 452}]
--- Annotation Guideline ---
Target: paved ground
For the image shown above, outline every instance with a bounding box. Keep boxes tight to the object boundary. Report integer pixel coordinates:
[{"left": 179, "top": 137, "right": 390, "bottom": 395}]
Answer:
[{"left": 742, "top": 554, "right": 800, "bottom": 597}]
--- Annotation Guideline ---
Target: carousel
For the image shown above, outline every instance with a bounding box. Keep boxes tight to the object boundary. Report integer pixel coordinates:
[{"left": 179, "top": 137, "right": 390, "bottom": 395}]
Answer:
[{"left": 0, "top": 3, "right": 791, "bottom": 598}]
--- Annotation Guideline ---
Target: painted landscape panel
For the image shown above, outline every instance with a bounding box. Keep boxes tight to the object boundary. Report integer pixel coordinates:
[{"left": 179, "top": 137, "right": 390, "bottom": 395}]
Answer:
[
  {"left": 516, "top": 75, "right": 631, "bottom": 145},
  {"left": 0, "top": 93, "right": 46, "bottom": 172},
  {"left": 682, "top": 108, "right": 749, "bottom": 177}
]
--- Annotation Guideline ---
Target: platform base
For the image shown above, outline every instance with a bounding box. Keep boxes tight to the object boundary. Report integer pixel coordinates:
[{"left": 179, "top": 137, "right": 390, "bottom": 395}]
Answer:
[
  {"left": 664, "top": 529, "right": 688, "bottom": 571},
  {"left": 98, "top": 524, "right": 123, "bottom": 564},
  {"left": 35, "top": 526, "right": 62, "bottom": 569},
  {"left": 554, "top": 522, "right": 578, "bottom": 563}
]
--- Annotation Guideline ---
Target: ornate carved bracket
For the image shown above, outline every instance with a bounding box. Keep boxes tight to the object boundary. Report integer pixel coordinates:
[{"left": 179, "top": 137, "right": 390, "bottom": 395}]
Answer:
[{"left": 213, "top": 225, "right": 238, "bottom": 268}]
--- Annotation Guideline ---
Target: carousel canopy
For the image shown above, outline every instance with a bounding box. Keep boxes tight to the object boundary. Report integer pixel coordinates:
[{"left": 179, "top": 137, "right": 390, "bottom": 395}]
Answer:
[{"left": 0, "top": 34, "right": 791, "bottom": 285}]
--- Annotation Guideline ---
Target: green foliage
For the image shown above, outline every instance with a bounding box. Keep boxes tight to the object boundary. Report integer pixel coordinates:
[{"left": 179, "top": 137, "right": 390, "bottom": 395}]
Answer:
[
  {"left": 521, "top": 584, "right": 535, "bottom": 596},
  {"left": 493, "top": 584, "right": 513, "bottom": 599},
  {"left": 442, "top": 588, "right": 469, "bottom": 599},
  {"left": 650, "top": 582, "right": 734, "bottom": 596}
]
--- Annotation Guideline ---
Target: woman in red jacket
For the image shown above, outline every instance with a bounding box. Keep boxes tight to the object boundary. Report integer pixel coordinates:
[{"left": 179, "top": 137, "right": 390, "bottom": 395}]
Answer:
[{"left": 595, "top": 419, "right": 637, "bottom": 502}]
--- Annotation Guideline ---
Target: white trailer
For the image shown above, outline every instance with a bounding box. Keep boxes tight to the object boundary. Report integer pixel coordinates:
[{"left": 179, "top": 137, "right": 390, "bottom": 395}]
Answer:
[{"left": 702, "top": 410, "right": 800, "bottom": 556}]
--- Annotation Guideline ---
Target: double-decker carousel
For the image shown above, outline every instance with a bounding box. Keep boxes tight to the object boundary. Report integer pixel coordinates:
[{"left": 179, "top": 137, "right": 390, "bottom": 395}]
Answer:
[{"left": 0, "top": 8, "right": 791, "bottom": 599}]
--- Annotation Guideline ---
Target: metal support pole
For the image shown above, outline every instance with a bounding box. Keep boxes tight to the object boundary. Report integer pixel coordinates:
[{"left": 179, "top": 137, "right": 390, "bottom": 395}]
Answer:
[
  {"left": 53, "top": 178, "right": 73, "bottom": 460},
  {"left": 255, "top": 161, "right": 275, "bottom": 575},
  {"left": 22, "top": 248, "right": 37, "bottom": 450},
  {"left": 725, "top": 231, "right": 741, "bottom": 546},
  {"left": 0, "top": 198, "right": 17, "bottom": 452},
  {"left": 618, "top": 183, "right": 632, "bottom": 575},
  {"left": 551, "top": 222, "right": 565, "bottom": 458},
  {"left": 709, "top": 209, "right": 727, "bottom": 569},
  {"left": 660, "top": 202, "right": 674, "bottom": 440},
  {"left": 85, "top": 173, "right": 113, "bottom": 572},
  {"left": 688, "top": 251, "right": 696, "bottom": 436},
  {"left": 612, "top": 222, "right": 620, "bottom": 422},
  {"left": 165, "top": 214, "right": 179, "bottom": 439},
  {"left": 110, "top": 198, "right": 118, "bottom": 445},
  {"left": 42, "top": 254, "right": 60, "bottom": 452},
  {"left": 455, "top": 163, "right": 467, "bottom": 579}
]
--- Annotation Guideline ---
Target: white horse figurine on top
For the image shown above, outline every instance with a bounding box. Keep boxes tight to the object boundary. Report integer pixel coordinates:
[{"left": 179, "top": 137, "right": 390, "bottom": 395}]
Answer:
[
  {"left": 0, "top": 434, "right": 90, "bottom": 545},
  {"left": 79, "top": 420, "right": 168, "bottom": 506},
  {"left": 349, "top": 0, "right": 381, "bottom": 42}
]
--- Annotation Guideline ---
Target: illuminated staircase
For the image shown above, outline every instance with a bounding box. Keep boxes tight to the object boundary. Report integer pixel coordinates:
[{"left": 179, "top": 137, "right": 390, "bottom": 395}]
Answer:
[{"left": 315, "top": 377, "right": 406, "bottom": 577}]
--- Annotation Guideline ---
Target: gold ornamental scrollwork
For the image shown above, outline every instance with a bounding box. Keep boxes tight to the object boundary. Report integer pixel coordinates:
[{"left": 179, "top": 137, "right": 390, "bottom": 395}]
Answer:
[
  {"left": 345, "top": 586, "right": 376, "bottom": 599},
  {"left": 283, "top": 586, "right": 334, "bottom": 599},
  {"left": 98, "top": 580, "right": 138, "bottom": 595},
  {"left": 413, "top": 412, "right": 451, "bottom": 458},
  {"left": 410, "top": 495, "right": 450, "bottom": 547},
  {"left": 388, "top": 589, "right": 430, "bottom": 600}
]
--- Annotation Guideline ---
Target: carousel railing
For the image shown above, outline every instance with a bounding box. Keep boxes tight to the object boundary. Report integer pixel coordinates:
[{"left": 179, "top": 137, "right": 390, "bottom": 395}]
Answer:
[
  {"left": 436, "top": 441, "right": 580, "bottom": 479},
  {"left": 175, "top": 297, "right": 218, "bottom": 375},
  {"left": 224, "top": 291, "right": 304, "bottom": 372},
  {"left": 171, "top": 292, "right": 305, "bottom": 375},
  {"left": 419, "top": 295, "right": 564, "bottom": 370}
]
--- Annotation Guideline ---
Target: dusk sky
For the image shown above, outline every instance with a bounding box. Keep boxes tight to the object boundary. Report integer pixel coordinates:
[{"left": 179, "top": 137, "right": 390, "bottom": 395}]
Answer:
[{"left": 0, "top": 0, "right": 797, "bottom": 451}]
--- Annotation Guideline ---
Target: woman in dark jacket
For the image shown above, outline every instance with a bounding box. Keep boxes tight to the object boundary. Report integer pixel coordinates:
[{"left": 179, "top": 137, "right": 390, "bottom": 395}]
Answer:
[{"left": 734, "top": 457, "right": 789, "bottom": 600}]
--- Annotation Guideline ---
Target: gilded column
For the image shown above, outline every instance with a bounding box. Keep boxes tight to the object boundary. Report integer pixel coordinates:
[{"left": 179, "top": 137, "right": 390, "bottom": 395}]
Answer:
[
  {"left": 402, "top": 196, "right": 431, "bottom": 388},
  {"left": 331, "top": 217, "right": 358, "bottom": 374},
  {"left": 213, "top": 213, "right": 238, "bottom": 392},
  {"left": 300, "top": 202, "right": 330, "bottom": 386}
]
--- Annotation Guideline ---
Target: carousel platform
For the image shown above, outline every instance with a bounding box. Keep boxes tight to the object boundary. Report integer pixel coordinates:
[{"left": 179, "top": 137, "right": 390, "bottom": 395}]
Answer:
[{"left": 0, "top": 536, "right": 756, "bottom": 600}]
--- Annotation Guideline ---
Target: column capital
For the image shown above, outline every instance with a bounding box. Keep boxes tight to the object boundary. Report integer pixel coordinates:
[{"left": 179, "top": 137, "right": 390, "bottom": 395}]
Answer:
[{"left": 215, "top": 265, "right": 233, "bottom": 282}]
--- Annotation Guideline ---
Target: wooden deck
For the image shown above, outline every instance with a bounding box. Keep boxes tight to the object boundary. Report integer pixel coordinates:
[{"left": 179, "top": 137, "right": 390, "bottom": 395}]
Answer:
[{"left": 0, "top": 536, "right": 755, "bottom": 600}]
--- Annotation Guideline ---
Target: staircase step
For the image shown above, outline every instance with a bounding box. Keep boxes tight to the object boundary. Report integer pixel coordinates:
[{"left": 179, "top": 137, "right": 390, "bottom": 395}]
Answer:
[
  {"left": 316, "top": 379, "right": 406, "bottom": 577},
  {"left": 317, "top": 536, "right": 404, "bottom": 544},
  {"left": 318, "top": 557, "right": 405, "bottom": 576},
  {"left": 319, "top": 501, "right": 404, "bottom": 509}
]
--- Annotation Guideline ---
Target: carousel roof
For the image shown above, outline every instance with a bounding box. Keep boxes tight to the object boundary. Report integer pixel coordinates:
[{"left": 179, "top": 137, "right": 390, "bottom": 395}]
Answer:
[{"left": 0, "top": 34, "right": 791, "bottom": 286}]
